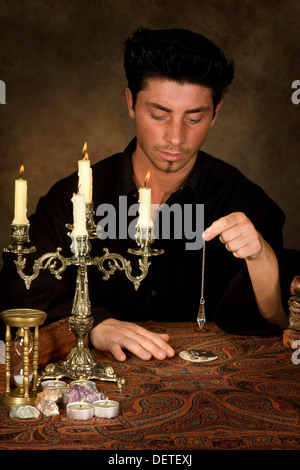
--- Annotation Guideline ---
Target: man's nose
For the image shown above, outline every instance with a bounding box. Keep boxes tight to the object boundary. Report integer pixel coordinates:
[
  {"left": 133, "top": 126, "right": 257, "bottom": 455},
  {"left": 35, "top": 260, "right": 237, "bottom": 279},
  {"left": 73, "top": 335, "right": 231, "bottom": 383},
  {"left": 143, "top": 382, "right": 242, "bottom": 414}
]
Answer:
[{"left": 164, "top": 118, "right": 184, "bottom": 146}]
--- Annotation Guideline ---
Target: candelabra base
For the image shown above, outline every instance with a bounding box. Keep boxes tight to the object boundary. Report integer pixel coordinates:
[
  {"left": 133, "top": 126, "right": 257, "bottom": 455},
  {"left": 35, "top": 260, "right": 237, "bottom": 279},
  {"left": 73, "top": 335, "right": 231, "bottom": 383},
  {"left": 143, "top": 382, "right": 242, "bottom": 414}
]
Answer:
[{"left": 38, "top": 347, "right": 126, "bottom": 388}]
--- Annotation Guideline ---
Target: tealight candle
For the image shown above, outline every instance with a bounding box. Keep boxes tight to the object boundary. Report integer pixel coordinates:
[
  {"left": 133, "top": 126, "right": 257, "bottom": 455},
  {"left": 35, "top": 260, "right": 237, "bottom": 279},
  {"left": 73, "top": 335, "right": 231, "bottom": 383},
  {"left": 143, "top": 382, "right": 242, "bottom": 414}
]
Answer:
[
  {"left": 70, "top": 379, "right": 95, "bottom": 388},
  {"left": 40, "top": 380, "right": 67, "bottom": 390},
  {"left": 60, "top": 386, "right": 70, "bottom": 404},
  {"left": 93, "top": 400, "right": 119, "bottom": 418},
  {"left": 67, "top": 401, "right": 94, "bottom": 420}
]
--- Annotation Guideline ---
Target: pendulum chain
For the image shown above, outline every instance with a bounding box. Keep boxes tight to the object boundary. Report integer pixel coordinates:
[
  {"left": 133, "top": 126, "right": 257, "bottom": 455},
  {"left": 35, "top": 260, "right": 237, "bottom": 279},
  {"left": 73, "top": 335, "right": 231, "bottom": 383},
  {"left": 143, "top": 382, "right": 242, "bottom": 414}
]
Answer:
[{"left": 197, "top": 239, "right": 206, "bottom": 329}]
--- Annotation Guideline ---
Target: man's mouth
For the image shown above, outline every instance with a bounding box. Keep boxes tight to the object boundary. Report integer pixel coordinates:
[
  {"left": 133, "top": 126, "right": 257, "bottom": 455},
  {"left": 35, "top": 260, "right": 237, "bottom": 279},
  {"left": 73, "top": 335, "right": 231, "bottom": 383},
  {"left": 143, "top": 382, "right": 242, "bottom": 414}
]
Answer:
[{"left": 157, "top": 151, "right": 184, "bottom": 162}]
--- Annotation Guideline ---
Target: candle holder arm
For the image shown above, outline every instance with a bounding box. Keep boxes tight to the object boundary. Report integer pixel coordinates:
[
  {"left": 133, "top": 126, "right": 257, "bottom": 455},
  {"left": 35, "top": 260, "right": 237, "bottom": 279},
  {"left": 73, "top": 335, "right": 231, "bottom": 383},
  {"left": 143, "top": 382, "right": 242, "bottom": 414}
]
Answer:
[
  {"left": 14, "top": 248, "right": 70, "bottom": 290},
  {"left": 92, "top": 248, "right": 151, "bottom": 291}
]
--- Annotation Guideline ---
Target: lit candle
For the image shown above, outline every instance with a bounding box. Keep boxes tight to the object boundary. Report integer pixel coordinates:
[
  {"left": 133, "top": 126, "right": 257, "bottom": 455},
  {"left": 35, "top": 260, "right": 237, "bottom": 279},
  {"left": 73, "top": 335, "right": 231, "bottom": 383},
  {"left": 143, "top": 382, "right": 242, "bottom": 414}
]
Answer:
[
  {"left": 70, "top": 379, "right": 95, "bottom": 388},
  {"left": 12, "top": 165, "right": 29, "bottom": 225},
  {"left": 71, "top": 193, "right": 88, "bottom": 237},
  {"left": 78, "top": 142, "right": 93, "bottom": 203},
  {"left": 137, "top": 171, "right": 153, "bottom": 229},
  {"left": 93, "top": 399, "right": 119, "bottom": 418},
  {"left": 40, "top": 379, "right": 67, "bottom": 390},
  {"left": 70, "top": 192, "right": 88, "bottom": 257},
  {"left": 67, "top": 401, "right": 94, "bottom": 420},
  {"left": 60, "top": 386, "right": 70, "bottom": 404}
]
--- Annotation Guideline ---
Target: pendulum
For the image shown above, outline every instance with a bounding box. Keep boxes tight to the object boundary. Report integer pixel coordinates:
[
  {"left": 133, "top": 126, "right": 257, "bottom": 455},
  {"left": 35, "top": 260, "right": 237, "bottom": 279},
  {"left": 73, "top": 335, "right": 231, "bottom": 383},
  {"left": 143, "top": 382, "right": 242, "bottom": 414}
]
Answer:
[
  {"left": 193, "top": 240, "right": 218, "bottom": 360},
  {"left": 197, "top": 239, "right": 206, "bottom": 329},
  {"left": 180, "top": 239, "right": 218, "bottom": 362}
]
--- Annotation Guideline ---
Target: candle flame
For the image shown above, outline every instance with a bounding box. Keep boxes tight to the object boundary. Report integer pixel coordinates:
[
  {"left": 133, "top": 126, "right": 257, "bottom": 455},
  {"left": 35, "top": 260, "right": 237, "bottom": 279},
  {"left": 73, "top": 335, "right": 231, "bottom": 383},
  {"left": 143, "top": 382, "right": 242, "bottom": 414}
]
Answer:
[
  {"left": 19, "top": 165, "right": 24, "bottom": 177},
  {"left": 144, "top": 171, "right": 150, "bottom": 187},
  {"left": 82, "top": 142, "right": 89, "bottom": 160}
]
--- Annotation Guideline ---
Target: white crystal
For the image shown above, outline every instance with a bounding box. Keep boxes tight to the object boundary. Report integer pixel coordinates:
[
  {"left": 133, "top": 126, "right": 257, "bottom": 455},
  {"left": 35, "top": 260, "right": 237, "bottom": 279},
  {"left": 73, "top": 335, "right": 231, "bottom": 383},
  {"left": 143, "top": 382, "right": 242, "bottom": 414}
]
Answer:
[{"left": 10, "top": 405, "right": 40, "bottom": 419}]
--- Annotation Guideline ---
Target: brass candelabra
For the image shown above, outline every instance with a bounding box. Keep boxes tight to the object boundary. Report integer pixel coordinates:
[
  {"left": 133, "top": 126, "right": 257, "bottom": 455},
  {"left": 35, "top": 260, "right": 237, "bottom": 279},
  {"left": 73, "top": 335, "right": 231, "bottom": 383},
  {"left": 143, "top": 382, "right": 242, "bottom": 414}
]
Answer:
[{"left": 4, "top": 203, "right": 163, "bottom": 388}]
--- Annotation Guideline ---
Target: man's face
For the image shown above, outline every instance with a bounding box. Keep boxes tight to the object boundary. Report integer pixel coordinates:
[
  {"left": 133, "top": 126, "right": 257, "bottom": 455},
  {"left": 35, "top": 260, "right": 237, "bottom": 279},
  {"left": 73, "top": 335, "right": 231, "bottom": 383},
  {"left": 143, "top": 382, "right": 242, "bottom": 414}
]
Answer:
[{"left": 126, "top": 78, "right": 222, "bottom": 174}]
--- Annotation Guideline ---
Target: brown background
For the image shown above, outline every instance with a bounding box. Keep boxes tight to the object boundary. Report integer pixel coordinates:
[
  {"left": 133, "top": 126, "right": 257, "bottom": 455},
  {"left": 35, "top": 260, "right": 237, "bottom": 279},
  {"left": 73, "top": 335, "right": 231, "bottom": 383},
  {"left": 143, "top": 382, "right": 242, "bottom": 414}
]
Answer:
[{"left": 0, "top": 0, "right": 299, "bottom": 267}]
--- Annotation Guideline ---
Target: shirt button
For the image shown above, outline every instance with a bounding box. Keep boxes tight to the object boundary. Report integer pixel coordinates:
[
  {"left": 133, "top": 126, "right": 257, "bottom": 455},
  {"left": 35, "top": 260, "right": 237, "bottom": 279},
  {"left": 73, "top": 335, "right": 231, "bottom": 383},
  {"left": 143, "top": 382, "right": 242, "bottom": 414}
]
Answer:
[{"left": 151, "top": 290, "right": 158, "bottom": 297}]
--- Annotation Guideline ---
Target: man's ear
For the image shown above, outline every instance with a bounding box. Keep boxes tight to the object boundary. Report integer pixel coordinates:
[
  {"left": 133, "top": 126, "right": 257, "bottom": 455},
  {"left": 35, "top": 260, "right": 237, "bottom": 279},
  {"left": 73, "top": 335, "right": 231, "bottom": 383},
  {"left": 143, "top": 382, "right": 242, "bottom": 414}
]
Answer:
[
  {"left": 210, "top": 99, "right": 223, "bottom": 127},
  {"left": 125, "top": 87, "right": 135, "bottom": 119}
]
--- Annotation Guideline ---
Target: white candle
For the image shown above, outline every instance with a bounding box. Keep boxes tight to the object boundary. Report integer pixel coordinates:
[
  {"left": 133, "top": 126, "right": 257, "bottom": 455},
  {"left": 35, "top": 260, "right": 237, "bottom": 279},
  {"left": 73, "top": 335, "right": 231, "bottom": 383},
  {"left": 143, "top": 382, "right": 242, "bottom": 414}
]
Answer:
[
  {"left": 71, "top": 193, "right": 88, "bottom": 257},
  {"left": 78, "top": 142, "right": 93, "bottom": 203},
  {"left": 40, "top": 381, "right": 68, "bottom": 403},
  {"left": 12, "top": 165, "right": 29, "bottom": 225},
  {"left": 71, "top": 193, "right": 87, "bottom": 237},
  {"left": 67, "top": 402, "right": 94, "bottom": 420},
  {"left": 93, "top": 400, "right": 119, "bottom": 418},
  {"left": 40, "top": 380, "right": 67, "bottom": 390},
  {"left": 137, "top": 171, "right": 153, "bottom": 229},
  {"left": 70, "top": 380, "right": 95, "bottom": 388},
  {"left": 60, "top": 386, "right": 70, "bottom": 404}
]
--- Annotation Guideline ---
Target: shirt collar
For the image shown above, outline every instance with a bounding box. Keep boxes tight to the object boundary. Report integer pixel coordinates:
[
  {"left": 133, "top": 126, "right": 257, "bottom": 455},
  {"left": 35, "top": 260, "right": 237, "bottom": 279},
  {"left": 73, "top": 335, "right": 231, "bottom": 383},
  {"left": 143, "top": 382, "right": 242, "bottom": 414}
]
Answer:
[
  {"left": 117, "top": 138, "right": 205, "bottom": 202},
  {"left": 184, "top": 152, "right": 206, "bottom": 202},
  {"left": 116, "top": 139, "right": 137, "bottom": 195}
]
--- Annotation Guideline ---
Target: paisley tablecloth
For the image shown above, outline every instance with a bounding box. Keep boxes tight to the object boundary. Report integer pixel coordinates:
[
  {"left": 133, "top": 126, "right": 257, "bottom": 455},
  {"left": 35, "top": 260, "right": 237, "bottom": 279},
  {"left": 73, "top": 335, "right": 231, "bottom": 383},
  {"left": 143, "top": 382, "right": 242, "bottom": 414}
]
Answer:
[{"left": 0, "top": 320, "right": 299, "bottom": 451}]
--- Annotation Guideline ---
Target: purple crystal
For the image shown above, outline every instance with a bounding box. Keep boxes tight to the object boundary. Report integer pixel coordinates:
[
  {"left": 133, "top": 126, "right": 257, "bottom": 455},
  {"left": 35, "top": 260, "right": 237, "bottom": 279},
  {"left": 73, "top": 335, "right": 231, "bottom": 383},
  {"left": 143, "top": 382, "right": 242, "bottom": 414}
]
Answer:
[{"left": 66, "top": 384, "right": 106, "bottom": 404}]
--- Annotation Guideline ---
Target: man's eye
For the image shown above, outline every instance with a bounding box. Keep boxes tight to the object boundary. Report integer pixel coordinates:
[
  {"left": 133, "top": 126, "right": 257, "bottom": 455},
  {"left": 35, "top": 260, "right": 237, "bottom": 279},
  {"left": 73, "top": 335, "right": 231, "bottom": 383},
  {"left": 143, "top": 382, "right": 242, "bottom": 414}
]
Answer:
[
  {"left": 188, "top": 118, "right": 201, "bottom": 124},
  {"left": 151, "top": 114, "right": 165, "bottom": 120}
]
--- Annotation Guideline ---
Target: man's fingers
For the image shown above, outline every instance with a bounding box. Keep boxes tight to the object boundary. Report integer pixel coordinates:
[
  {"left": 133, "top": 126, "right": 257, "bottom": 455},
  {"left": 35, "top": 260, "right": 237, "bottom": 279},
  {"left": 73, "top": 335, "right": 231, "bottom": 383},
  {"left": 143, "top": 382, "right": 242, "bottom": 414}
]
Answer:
[
  {"left": 127, "top": 325, "right": 175, "bottom": 358},
  {"left": 203, "top": 212, "right": 262, "bottom": 260},
  {"left": 91, "top": 319, "right": 175, "bottom": 362},
  {"left": 204, "top": 212, "right": 245, "bottom": 241},
  {"left": 126, "top": 330, "right": 174, "bottom": 360},
  {"left": 110, "top": 342, "right": 127, "bottom": 361}
]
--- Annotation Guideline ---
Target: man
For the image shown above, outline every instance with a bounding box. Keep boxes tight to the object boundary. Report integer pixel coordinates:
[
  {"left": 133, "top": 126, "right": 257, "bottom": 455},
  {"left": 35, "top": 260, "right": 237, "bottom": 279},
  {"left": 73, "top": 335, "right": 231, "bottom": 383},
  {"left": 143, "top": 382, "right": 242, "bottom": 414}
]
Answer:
[{"left": 0, "top": 28, "right": 290, "bottom": 361}]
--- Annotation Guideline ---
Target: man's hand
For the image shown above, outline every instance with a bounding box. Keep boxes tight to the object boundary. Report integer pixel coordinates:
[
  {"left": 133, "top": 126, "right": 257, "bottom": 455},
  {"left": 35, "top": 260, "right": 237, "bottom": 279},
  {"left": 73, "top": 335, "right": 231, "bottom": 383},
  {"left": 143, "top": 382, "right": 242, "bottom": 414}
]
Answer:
[
  {"left": 203, "top": 212, "right": 263, "bottom": 259},
  {"left": 204, "top": 212, "right": 287, "bottom": 328},
  {"left": 90, "top": 318, "right": 175, "bottom": 361}
]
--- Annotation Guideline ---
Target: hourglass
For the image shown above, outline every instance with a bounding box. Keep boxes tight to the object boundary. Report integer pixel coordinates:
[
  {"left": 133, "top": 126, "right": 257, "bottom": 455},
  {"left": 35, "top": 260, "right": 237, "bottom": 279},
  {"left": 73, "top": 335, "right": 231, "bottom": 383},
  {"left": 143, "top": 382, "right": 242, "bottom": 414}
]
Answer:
[
  {"left": 13, "top": 327, "right": 34, "bottom": 387},
  {"left": 0, "top": 308, "right": 46, "bottom": 407}
]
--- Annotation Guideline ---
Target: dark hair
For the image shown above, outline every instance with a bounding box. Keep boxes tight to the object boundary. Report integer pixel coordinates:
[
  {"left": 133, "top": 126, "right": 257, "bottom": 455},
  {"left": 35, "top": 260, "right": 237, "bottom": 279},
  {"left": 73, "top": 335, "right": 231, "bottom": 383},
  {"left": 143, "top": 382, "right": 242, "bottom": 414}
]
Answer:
[{"left": 124, "top": 28, "right": 234, "bottom": 111}]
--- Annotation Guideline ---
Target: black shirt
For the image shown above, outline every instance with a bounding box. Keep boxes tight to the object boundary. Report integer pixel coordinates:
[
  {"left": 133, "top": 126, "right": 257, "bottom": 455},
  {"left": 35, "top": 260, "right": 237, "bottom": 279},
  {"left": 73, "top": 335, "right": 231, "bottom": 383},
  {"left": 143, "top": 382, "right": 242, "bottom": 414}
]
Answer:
[{"left": 0, "top": 139, "right": 290, "bottom": 337}]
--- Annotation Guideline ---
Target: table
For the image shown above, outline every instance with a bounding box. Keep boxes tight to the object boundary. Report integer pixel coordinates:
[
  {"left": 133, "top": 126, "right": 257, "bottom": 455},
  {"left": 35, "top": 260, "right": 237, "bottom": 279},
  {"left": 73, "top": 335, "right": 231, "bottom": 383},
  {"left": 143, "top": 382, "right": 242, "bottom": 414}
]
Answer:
[{"left": 0, "top": 319, "right": 300, "bottom": 452}]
